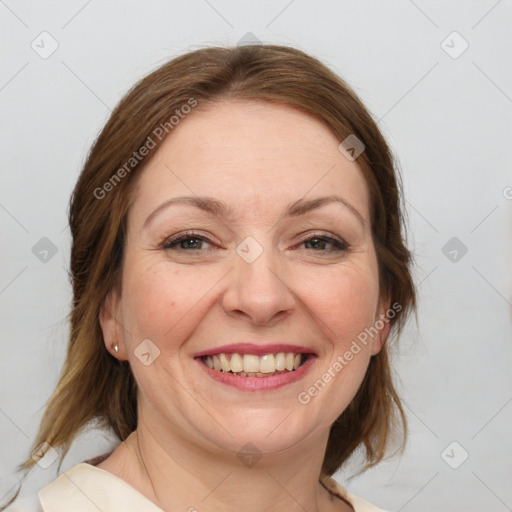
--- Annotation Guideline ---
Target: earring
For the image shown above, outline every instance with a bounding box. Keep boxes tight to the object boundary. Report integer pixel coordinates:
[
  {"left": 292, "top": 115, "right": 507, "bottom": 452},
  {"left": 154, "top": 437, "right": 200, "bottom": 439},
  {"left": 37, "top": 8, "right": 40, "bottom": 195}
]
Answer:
[{"left": 114, "top": 344, "right": 119, "bottom": 353}]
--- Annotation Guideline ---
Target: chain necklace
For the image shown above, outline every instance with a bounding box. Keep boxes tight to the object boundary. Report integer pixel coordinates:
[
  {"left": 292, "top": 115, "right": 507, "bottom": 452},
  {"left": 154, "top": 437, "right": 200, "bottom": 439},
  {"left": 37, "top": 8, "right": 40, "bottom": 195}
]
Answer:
[{"left": 134, "top": 429, "right": 167, "bottom": 511}]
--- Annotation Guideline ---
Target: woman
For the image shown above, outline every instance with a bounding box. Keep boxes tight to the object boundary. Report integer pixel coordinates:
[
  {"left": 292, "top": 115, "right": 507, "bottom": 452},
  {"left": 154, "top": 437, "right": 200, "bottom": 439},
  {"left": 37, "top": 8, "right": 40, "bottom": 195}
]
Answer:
[{"left": 3, "top": 44, "right": 416, "bottom": 512}]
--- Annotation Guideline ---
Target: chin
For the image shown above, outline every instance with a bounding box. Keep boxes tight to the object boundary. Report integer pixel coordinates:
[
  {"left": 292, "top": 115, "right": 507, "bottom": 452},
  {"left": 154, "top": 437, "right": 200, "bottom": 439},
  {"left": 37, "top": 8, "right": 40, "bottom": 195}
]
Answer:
[{"left": 199, "top": 410, "right": 321, "bottom": 458}]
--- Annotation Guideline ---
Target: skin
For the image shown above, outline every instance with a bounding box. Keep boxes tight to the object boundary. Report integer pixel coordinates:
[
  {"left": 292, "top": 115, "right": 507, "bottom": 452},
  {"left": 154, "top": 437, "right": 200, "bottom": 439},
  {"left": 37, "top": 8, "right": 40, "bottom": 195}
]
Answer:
[{"left": 98, "top": 100, "right": 391, "bottom": 512}]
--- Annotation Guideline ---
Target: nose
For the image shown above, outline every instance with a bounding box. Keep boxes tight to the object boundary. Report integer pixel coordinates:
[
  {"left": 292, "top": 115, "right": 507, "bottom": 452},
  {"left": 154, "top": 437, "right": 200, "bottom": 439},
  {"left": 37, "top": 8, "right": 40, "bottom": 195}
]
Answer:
[{"left": 221, "top": 242, "right": 295, "bottom": 326}]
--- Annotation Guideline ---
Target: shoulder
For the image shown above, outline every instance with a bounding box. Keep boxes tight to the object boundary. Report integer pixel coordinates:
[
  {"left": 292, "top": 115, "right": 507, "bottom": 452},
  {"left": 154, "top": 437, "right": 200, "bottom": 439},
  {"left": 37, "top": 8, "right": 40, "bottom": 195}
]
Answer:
[
  {"left": 36, "top": 462, "right": 163, "bottom": 511},
  {"left": 319, "top": 474, "right": 389, "bottom": 512},
  {"left": 3, "top": 494, "right": 43, "bottom": 512}
]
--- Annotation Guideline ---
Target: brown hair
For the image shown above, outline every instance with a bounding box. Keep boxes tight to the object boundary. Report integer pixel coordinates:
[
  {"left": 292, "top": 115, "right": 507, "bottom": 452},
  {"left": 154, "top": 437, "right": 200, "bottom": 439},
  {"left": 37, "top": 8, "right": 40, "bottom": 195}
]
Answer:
[{"left": 3, "top": 43, "right": 416, "bottom": 509}]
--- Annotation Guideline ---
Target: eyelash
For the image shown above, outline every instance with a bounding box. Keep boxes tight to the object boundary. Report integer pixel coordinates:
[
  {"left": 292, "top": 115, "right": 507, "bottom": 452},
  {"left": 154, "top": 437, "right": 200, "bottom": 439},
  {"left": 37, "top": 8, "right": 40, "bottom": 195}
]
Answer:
[{"left": 161, "top": 230, "right": 348, "bottom": 253}]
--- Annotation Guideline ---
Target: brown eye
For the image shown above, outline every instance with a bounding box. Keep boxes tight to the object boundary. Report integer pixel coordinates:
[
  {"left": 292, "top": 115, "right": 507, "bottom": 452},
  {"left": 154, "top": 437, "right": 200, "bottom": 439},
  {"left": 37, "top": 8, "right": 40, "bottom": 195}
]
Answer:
[
  {"left": 301, "top": 234, "right": 348, "bottom": 252},
  {"left": 162, "top": 232, "right": 214, "bottom": 251}
]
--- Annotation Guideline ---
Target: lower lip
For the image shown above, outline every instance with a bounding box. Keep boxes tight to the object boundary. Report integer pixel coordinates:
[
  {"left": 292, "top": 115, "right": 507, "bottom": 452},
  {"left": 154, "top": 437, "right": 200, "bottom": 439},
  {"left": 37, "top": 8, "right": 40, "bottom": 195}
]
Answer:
[{"left": 195, "top": 355, "right": 317, "bottom": 391}]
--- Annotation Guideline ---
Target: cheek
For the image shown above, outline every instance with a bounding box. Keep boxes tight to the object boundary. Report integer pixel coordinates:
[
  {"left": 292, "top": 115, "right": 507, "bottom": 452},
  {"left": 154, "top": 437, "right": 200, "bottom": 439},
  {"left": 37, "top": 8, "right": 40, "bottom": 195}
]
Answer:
[
  {"left": 298, "top": 267, "right": 379, "bottom": 424},
  {"left": 120, "top": 260, "right": 220, "bottom": 347},
  {"left": 308, "top": 263, "right": 380, "bottom": 349}
]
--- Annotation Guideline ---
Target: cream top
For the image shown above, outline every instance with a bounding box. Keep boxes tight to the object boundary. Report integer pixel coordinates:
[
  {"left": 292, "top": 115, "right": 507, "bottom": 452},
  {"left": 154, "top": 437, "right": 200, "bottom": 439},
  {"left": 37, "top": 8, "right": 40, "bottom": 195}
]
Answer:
[{"left": 6, "top": 463, "right": 388, "bottom": 512}]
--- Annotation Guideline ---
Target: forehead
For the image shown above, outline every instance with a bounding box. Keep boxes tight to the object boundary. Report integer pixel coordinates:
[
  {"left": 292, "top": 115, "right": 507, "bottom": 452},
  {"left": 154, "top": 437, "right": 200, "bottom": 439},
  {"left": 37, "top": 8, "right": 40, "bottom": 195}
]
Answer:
[{"left": 130, "top": 100, "right": 370, "bottom": 225}]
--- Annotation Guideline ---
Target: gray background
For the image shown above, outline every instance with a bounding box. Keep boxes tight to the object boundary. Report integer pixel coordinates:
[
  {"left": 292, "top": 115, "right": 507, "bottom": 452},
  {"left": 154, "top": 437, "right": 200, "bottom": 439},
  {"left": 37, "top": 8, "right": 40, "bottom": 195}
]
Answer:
[{"left": 1, "top": 1, "right": 511, "bottom": 510}]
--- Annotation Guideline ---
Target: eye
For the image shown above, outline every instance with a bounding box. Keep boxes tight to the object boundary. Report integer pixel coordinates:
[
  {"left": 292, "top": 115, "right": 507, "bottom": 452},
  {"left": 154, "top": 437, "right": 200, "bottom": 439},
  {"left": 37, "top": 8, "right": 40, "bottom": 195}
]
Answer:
[
  {"left": 160, "top": 231, "right": 348, "bottom": 254},
  {"left": 298, "top": 233, "right": 348, "bottom": 252},
  {"left": 161, "top": 231, "right": 214, "bottom": 252}
]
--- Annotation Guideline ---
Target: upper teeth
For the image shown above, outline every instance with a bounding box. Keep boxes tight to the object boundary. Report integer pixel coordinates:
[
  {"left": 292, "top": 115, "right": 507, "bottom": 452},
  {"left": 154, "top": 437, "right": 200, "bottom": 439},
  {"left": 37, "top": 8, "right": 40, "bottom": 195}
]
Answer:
[{"left": 204, "top": 352, "right": 304, "bottom": 373}]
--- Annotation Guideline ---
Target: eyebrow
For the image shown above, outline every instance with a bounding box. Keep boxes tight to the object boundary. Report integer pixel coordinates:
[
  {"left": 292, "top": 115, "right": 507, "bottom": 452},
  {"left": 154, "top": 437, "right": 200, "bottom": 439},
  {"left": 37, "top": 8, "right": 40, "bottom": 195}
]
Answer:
[{"left": 143, "top": 195, "right": 367, "bottom": 229}]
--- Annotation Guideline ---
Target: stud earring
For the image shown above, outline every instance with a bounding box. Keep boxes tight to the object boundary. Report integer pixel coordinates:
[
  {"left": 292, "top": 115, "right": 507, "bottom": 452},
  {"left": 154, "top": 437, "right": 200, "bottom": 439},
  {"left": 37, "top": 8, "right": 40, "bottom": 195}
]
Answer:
[{"left": 114, "top": 344, "right": 119, "bottom": 353}]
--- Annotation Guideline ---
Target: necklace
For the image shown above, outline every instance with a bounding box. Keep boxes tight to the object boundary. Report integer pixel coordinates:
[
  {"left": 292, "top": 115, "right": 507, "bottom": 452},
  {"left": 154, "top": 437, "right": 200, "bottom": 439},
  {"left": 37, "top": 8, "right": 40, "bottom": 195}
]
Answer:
[{"left": 134, "top": 429, "right": 167, "bottom": 511}]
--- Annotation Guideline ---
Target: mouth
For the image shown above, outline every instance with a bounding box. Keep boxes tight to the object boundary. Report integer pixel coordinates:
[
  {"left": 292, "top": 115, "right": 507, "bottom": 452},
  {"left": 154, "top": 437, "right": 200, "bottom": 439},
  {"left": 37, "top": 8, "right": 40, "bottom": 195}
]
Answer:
[
  {"left": 192, "top": 343, "right": 317, "bottom": 391},
  {"left": 198, "top": 351, "right": 312, "bottom": 378}
]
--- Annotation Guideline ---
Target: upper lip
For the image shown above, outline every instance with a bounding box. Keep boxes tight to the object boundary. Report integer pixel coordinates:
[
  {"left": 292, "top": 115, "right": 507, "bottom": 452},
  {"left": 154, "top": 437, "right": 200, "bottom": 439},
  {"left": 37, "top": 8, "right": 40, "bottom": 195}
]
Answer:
[{"left": 192, "top": 343, "right": 317, "bottom": 358}]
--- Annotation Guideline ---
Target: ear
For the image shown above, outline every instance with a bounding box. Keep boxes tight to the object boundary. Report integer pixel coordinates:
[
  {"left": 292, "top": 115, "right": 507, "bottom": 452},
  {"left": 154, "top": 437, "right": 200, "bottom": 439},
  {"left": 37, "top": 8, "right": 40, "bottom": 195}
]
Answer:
[
  {"left": 370, "top": 298, "right": 392, "bottom": 356},
  {"left": 99, "top": 288, "right": 126, "bottom": 360}
]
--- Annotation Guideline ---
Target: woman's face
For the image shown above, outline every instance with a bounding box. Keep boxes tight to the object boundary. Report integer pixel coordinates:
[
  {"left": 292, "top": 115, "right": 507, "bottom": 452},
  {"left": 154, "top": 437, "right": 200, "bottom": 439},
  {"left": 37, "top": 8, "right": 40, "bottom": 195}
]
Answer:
[{"left": 102, "top": 100, "right": 390, "bottom": 458}]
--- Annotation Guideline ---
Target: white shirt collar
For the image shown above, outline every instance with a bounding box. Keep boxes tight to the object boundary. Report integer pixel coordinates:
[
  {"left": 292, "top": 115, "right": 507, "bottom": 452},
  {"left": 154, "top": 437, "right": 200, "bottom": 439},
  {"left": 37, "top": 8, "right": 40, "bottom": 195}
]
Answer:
[{"left": 38, "top": 462, "right": 387, "bottom": 512}]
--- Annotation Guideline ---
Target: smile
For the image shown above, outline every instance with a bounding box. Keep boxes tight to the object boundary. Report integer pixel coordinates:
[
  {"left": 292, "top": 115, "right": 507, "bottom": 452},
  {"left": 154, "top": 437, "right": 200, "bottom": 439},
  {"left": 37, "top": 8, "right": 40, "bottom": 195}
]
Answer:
[
  {"left": 195, "top": 351, "right": 316, "bottom": 392},
  {"left": 201, "top": 352, "right": 309, "bottom": 377}
]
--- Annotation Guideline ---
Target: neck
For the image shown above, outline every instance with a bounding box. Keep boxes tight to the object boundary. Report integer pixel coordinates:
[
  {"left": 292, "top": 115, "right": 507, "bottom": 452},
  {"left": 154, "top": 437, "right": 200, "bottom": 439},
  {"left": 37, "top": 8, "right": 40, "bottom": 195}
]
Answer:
[{"left": 113, "top": 418, "right": 344, "bottom": 512}]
